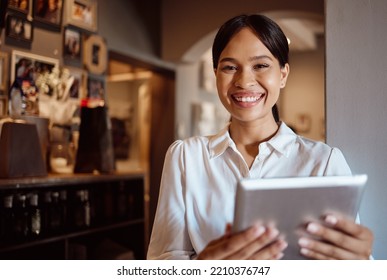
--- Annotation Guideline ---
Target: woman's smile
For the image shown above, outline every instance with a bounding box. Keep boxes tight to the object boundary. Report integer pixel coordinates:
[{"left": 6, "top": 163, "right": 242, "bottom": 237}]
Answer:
[{"left": 231, "top": 92, "right": 266, "bottom": 108}]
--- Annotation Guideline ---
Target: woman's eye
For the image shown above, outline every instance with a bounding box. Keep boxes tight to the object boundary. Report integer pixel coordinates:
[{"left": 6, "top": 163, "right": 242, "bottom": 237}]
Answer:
[
  {"left": 254, "top": 64, "right": 269, "bottom": 70},
  {"left": 221, "top": 65, "right": 238, "bottom": 73}
]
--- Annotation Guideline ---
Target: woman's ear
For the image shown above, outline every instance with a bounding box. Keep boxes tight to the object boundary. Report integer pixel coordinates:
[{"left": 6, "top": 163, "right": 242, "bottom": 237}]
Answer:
[{"left": 280, "top": 63, "right": 290, "bottom": 89}]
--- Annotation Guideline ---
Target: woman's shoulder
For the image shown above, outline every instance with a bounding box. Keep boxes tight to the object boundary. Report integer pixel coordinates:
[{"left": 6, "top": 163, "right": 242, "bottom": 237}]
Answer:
[
  {"left": 278, "top": 122, "right": 339, "bottom": 154},
  {"left": 291, "top": 134, "right": 351, "bottom": 175},
  {"left": 295, "top": 134, "right": 338, "bottom": 153},
  {"left": 167, "top": 135, "right": 211, "bottom": 154},
  {"left": 293, "top": 134, "right": 348, "bottom": 165},
  {"left": 296, "top": 134, "right": 329, "bottom": 147}
]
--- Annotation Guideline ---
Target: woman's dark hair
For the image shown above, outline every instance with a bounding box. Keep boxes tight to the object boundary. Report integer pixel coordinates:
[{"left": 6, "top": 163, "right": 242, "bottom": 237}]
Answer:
[{"left": 212, "top": 14, "right": 289, "bottom": 122}]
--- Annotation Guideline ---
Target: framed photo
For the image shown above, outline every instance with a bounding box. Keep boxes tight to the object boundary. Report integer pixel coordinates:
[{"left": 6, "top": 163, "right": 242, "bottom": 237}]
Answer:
[
  {"left": 0, "top": 52, "right": 8, "bottom": 117},
  {"left": 6, "top": 14, "right": 33, "bottom": 43},
  {"left": 8, "top": 0, "right": 30, "bottom": 14},
  {"left": 11, "top": 50, "right": 59, "bottom": 85},
  {"left": 83, "top": 34, "right": 107, "bottom": 75},
  {"left": 33, "top": 0, "right": 64, "bottom": 31},
  {"left": 0, "top": 96, "right": 7, "bottom": 117},
  {"left": 63, "top": 26, "right": 82, "bottom": 66},
  {"left": 0, "top": 52, "right": 9, "bottom": 92},
  {"left": 87, "top": 74, "right": 105, "bottom": 100},
  {"left": 65, "top": 0, "right": 97, "bottom": 32},
  {"left": 67, "top": 67, "right": 87, "bottom": 100}
]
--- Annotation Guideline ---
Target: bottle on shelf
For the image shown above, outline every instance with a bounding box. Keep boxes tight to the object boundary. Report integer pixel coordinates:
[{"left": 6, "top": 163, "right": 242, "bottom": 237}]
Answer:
[
  {"left": 50, "top": 191, "right": 63, "bottom": 233},
  {"left": 13, "top": 194, "right": 30, "bottom": 240},
  {"left": 83, "top": 190, "right": 91, "bottom": 228},
  {"left": 59, "top": 190, "right": 68, "bottom": 231},
  {"left": 73, "top": 189, "right": 91, "bottom": 229},
  {"left": 28, "top": 193, "right": 41, "bottom": 238},
  {"left": 0, "top": 194, "right": 15, "bottom": 244},
  {"left": 41, "top": 191, "right": 52, "bottom": 236}
]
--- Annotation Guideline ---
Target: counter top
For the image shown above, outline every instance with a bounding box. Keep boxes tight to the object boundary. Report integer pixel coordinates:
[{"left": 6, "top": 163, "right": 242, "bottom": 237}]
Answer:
[{"left": 0, "top": 170, "right": 146, "bottom": 190}]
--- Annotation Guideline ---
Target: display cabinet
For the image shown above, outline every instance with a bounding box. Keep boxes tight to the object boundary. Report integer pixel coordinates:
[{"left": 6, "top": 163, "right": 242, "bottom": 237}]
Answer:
[{"left": 0, "top": 172, "right": 146, "bottom": 260}]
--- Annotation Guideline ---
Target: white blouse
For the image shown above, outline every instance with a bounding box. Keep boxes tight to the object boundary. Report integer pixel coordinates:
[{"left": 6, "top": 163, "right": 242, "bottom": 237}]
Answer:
[{"left": 147, "top": 122, "right": 352, "bottom": 260}]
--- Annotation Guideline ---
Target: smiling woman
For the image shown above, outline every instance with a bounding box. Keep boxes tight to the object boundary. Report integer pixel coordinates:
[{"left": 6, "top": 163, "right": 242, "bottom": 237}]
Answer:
[{"left": 147, "top": 14, "right": 374, "bottom": 261}]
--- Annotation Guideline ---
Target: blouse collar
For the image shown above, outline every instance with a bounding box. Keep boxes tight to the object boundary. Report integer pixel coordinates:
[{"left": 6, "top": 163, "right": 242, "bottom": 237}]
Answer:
[{"left": 208, "top": 121, "right": 297, "bottom": 159}]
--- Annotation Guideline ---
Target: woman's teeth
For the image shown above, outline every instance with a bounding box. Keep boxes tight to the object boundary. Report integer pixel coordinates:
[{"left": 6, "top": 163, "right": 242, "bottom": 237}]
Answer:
[{"left": 234, "top": 95, "right": 261, "bottom": 102}]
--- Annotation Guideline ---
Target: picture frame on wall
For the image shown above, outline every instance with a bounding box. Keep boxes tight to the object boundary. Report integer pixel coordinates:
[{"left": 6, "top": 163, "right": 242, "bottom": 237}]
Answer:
[
  {"left": 87, "top": 74, "right": 105, "bottom": 100},
  {"left": 5, "top": 14, "right": 34, "bottom": 44},
  {"left": 67, "top": 66, "right": 87, "bottom": 101},
  {"left": 0, "top": 96, "right": 7, "bottom": 117},
  {"left": 0, "top": 52, "right": 9, "bottom": 92},
  {"left": 65, "top": 0, "right": 97, "bottom": 32},
  {"left": 33, "top": 0, "right": 64, "bottom": 31},
  {"left": 8, "top": 0, "right": 30, "bottom": 15},
  {"left": 11, "top": 50, "right": 59, "bottom": 85},
  {"left": 0, "top": 52, "right": 9, "bottom": 117},
  {"left": 83, "top": 34, "right": 107, "bottom": 75},
  {"left": 63, "top": 26, "right": 83, "bottom": 67}
]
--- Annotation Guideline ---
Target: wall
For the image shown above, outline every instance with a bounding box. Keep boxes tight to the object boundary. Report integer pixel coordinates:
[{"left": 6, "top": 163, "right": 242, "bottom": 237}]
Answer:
[
  {"left": 326, "top": 0, "right": 387, "bottom": 259},
  {"left": 98, "top": 0, "right": 173, "bottom": 70},
  {"left": 282, "top": 36, "right": 325, "bottom": 141}
]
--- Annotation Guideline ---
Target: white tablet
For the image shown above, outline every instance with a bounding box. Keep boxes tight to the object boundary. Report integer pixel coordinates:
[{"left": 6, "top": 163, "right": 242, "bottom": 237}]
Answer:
[{"left": 233, "top": 175, "right": 368, "bottom": 259}]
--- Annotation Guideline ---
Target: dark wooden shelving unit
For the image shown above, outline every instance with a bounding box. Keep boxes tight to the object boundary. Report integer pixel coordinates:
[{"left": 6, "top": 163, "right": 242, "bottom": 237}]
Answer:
[{"left": 0, "top": 172, "right": 147, "bottom": 260}]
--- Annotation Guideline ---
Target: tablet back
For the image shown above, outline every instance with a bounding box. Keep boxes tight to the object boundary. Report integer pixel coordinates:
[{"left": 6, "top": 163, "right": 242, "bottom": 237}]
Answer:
[{"left": 233, "top": 175, "right": 367, "bottom": 259}]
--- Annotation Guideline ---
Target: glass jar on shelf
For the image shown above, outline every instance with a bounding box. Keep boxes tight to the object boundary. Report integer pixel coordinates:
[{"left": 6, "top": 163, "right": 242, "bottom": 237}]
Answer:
[{"left": 49, "top": 142, "right": 75, "bottom": 174}]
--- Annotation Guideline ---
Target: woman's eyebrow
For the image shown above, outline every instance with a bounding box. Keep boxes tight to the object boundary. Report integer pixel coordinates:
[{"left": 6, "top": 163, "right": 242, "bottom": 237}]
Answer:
[
  {"left": 219, "top": 57, "right": 237, "bottom": 63},
  {"left": 219, "top": 55, "right": 273, "bottom": 64},
  {"left": 249, "top": 55, "right": 273, "bottom": 62}
]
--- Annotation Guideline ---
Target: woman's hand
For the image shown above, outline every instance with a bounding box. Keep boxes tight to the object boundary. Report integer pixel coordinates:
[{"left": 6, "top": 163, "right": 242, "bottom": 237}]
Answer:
[
  {"left": 197, "top": 224, "right": 288, "bottom": 260},
  {"left": 298, "top": 214, "right": 373, "bottom": 259}
]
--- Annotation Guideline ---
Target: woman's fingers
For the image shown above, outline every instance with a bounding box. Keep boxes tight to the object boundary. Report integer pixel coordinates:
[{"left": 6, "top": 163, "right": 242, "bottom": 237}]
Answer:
[
  {"left": 298, "top": 236, "right": 357, "bottom": 260},
  {"left": 198, "top": 224, "right": 266, "bottom": 260},
  {"left": 298, "top": 215, "right": 373, "bottom": 260},
  {"left": 324, "top": 214, "right": 373, "bottom": 248},
  {"left": 198, "top": 224, "right": 287, "bottom": 260},
  {"left": 248, "top": 237, "right": 288, "bottom": 260},
  {"left": 225, "top": 226, "right": 286, "bottom": 260}
]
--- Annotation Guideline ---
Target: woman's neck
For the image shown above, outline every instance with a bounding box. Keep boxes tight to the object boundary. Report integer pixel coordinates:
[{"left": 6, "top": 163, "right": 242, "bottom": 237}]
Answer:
[{"left": 229, "top": 118, "right": 279, "bottom": 168}]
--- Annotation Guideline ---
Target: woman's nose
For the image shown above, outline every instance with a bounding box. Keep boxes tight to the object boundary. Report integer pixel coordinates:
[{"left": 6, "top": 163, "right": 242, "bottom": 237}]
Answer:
[{"left": 234, "top": 70, "right": 257, "bottom": 88}]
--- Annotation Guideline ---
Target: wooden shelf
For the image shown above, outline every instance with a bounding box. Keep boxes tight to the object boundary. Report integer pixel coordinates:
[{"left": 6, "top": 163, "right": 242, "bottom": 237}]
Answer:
[
  {"left": 0, "top": 172, "right": 147, "bottom": 259},
  {"left": 0, "top": 171, "right": 146, "bottom": 190},
  {"left": 0, "top": 218, "right": 144, "bottom": 253}
]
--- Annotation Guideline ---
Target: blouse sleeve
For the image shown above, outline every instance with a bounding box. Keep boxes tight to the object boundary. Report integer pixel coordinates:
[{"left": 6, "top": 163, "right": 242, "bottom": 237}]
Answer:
[
  {"left": 146, "top": 140, "right": 195, "bottom": 260},
  {"left": 323, "top": 147, "right": 352, "bottom": 176}
]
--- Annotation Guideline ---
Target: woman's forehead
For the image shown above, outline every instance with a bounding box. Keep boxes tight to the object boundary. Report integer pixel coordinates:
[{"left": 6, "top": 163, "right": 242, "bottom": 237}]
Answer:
[{"left": 220, "top": 28, "right": 274, "bottom": 60}]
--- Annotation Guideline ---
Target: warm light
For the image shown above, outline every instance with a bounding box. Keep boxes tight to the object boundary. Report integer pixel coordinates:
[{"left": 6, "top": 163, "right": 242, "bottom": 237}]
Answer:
[
  {"left": 287, "top": 37, "right": 291, "bottom": 45},
  {"left": 107, "top": 71, "right": 153, "bottom": 82}
]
